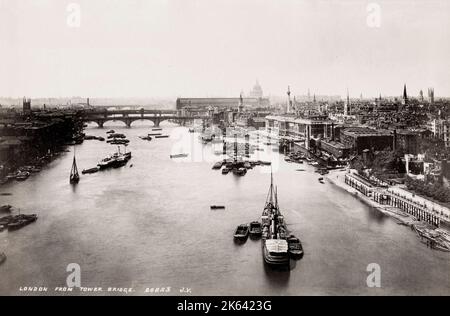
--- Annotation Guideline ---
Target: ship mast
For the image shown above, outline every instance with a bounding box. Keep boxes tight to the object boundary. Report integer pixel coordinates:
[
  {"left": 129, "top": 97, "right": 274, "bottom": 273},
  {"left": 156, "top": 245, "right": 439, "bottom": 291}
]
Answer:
[
  {"left": 266, "top": 168, "right": 275, "bottom": 205},
  {"left": 275, "top": 186, "right": 278, "bottom": 210},
  {"left": 72, "top": 148, "right": 78, "bottom": 175},
  {"left": 234, "top": 133, "right": 238, "bottom": 162}
]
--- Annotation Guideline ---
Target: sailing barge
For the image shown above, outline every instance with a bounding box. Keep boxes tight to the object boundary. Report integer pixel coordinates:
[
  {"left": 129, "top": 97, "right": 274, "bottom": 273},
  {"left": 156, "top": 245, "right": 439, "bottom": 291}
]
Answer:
[{"left": 69, "top": 151, "right": 80, "bottom": 184}]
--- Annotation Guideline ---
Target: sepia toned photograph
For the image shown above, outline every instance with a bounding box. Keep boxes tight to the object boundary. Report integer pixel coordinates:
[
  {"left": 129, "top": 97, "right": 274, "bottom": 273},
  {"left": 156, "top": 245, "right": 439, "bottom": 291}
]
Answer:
[{"left": 0, "top": 0, "right": 449, "bottom": 299}]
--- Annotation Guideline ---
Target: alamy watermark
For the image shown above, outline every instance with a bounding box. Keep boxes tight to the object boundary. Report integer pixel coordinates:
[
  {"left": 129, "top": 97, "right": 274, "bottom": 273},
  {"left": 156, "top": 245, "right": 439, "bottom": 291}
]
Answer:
[
  {"left": 366, "top": 3, "right": 381, "bottom": 28},
  {"left": 66, "top": 262, "right": 81, "bottom": 288},
  {"left": 366, "top": 263, "right": 381, "bottom": 288},
  {"left": 66, "top": 3, "right": 81, "bottom": 28}
]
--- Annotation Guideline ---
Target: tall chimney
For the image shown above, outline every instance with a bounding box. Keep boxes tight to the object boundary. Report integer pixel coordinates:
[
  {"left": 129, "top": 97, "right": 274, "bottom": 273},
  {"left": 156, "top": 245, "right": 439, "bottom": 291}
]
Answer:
[
  {"left": 331, "top": 122, "right": 335, "bottom": 141},
  {"left": 393, "top": 130, "right": 397, "bottom": 152}
]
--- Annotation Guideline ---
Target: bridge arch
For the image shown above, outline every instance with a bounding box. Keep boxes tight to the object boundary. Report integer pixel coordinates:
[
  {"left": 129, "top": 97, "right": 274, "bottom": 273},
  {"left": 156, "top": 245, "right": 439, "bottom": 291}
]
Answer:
[
  {"left": 128, "top": 118, "right": 157, "bottom": 127},
  {"left": 101, "top": 119, "right": 129, "bottom": 127},
  {"left": 83, "top": 120, "right": 103, "bottom": 128}
]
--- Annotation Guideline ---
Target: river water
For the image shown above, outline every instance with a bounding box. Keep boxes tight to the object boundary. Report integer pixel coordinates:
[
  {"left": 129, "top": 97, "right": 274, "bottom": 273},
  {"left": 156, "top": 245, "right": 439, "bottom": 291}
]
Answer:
[{"left": 0, "top": 122, "right": 449, "bottom": 295}]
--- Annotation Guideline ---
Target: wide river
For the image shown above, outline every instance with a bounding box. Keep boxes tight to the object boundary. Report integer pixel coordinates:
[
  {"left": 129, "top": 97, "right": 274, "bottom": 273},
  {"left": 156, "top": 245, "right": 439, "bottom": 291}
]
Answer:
[{"left": 1, "top": 122, "right": 449, "bottom": 295}]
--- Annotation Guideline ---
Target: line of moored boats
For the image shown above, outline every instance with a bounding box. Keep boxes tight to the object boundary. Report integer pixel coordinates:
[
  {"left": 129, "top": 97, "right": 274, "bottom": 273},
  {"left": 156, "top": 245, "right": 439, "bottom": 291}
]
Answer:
[
  {"left": 212, "top": 159, "right": 271, "bottom": 176},
  {"left": 233, "top": 173, "right": 304, "bottom": 268},
  {"left": 106, "top": 131, "right": 130, "bottom": 145},
  {"left": 79, "top": 130, "right": 134, "bottom": 176},
  {"left": 139, "top": 128, "right": 169, "bottom": 141}
]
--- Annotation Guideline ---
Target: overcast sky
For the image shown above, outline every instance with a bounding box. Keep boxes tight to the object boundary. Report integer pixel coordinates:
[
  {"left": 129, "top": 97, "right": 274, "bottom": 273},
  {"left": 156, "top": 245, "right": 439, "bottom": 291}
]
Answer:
[{"left": 1, "top": 0, "right": 449, "bottom": 99}]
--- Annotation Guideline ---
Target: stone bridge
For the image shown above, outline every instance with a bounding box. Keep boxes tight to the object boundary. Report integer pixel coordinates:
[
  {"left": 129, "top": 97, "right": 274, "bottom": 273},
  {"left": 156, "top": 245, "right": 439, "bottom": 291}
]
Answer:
[{"left": 81, "top": 109, "right": 209, "bottom": 128}]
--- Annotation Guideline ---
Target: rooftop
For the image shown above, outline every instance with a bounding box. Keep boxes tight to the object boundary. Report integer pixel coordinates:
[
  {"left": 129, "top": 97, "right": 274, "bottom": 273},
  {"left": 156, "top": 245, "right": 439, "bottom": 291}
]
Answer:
[
  {"left": 342, "top": 127, "right": 392, "bottom": 137},
  {"left": 321, "top": 140, "right": 352, "bottom": 149}
]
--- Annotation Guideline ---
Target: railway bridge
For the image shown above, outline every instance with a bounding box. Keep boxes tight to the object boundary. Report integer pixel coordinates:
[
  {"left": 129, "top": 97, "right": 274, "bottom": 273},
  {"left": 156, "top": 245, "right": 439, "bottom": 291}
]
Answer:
[{"left": 81, "top": 108, "right": 209, "bottom": 128}]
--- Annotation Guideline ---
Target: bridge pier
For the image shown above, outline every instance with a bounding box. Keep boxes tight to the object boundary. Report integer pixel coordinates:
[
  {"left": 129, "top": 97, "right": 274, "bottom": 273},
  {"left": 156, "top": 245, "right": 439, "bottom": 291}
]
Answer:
[{"left": 97, "top": 121, "right": 104, "bottom": 128}]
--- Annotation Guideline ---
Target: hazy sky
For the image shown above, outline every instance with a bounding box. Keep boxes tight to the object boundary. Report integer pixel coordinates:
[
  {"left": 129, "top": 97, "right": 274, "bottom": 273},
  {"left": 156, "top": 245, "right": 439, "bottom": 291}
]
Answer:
[{"left": 1, "top": 0, "right": 449, "bottom": 98}]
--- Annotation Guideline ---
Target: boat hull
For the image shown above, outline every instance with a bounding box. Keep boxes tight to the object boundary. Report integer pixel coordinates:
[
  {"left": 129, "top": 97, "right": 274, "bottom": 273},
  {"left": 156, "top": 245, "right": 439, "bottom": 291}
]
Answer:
[
  {"left": 262, "top": 245, "right": 290, "bottom": 267},
  {"left": 234, "top": 225, "right": 249, "bottom": 241},
  {"left": 82, "top": 168, "right": 99, "bottom": 174},
  {"left": 70, "top": 175, "right": 80, "bottom": 184},
  {"left": 289, "top": 250, "right": 304, "bottom": 260}
]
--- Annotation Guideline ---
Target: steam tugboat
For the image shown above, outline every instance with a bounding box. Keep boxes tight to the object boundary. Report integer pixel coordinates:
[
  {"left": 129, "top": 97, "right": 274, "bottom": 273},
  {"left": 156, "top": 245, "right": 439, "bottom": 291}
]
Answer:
[
  {"left": 97, "top": 155, "right": 117, "bottom": 169},
  {"left": 261, "top": 172, "right": 290, "bottom": 267},
  {"left": 97, "top": 146, "right": 132, "bottom": 170}
]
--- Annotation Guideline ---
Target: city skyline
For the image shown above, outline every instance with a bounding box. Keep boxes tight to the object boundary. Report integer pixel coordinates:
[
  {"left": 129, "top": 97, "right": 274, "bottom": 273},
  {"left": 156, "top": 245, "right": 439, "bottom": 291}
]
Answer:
[
  {"left": 1, "top": 0, "right": 450, "bottom": 99},
  {"left": 0, "top": 81, "right": 445, "bottom": 103}
]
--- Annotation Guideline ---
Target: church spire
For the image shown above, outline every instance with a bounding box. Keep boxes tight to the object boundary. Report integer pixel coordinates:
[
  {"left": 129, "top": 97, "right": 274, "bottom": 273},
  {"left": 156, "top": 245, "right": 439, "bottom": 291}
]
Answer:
[
  {"left": 403, "top": 84, "right": 408, "bottom": 105},
  {"left": 238, "top": 92, "right": 243, "bottom": 112},
  {"left": 286, "top": 85, "right": 292, "bottom": 113},
  {"left": 344, "top": 89, "right": 350, "bottom": 116}
]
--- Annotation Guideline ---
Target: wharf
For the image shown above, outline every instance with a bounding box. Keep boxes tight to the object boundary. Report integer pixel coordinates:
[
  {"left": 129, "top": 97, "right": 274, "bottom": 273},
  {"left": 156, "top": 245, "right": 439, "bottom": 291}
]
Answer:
[{"left": 326, "top": 170, "right": 450, "bottom": 252}]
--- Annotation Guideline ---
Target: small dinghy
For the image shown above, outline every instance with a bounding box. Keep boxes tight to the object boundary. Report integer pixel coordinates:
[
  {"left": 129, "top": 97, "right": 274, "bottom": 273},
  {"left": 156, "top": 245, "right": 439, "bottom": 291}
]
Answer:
[
  {"left": 0, "top": 205, "right": 12, "bottom": 213},
  {"left": 170, "top": 154, "right": 188, "bottom": 159},
  {"left": 234, "top": 224, "right": 249, "bottom": 240},
  {"left": 82, "top": 167, "right": 99, "bottom": 174},
  {"left": 210, "top": 205, "right": 225, "bottom": 210},
  {"left": 249, "top": 221, "right": 262, "bottom": 238},
  {"left": 287, "top": 235, "right": 304, "bottom": 259},
  {"left": 233, "top": 168, "right": 247, "bottom": 176}
]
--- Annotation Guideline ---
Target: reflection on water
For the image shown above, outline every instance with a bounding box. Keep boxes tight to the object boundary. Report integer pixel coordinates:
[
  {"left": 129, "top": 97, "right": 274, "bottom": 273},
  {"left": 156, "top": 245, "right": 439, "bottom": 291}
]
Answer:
[
  {"left": 366, "top": 206, "right": 388, "bottom": 224},
  {"left": 263, "top": 262, "right": 291, "bottom": 289},
  {"left": 0, "top": 121, "right": 449, "bottom": 295}
]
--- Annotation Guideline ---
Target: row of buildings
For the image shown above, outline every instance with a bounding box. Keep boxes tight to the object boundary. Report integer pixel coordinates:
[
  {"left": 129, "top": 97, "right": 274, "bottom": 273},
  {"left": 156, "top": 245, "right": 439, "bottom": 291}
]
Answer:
[
  {"left": 174, "top": 83, "right": 449, "bottom": 181},
  {"left": 0, "top": 99, "right": 84, "bottom": 177},
  {"left": 264, "top": 115, "right": 428, "bottom": 157}
]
